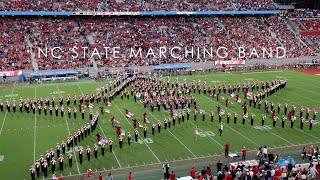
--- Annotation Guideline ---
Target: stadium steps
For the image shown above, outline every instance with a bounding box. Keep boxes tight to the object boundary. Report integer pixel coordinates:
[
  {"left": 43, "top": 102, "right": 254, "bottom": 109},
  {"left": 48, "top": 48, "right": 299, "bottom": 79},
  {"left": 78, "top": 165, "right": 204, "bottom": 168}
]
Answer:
[
  {"left": 27, "top": 35, "right": 39, "bottom": 70},
  {"left": 296, "top": 19, "right": 308, "bottom": 31},
  {"left": 86, "top": 33, "right": 98, "bottom": 70},
  {"left": 285, "top": 20, "right": 311, "bottom": 50}
]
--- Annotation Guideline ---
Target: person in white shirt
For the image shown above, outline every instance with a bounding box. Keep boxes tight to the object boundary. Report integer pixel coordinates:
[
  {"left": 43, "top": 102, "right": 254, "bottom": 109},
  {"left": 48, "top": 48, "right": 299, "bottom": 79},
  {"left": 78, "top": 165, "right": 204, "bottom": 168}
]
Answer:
[
  {"left": 219, "top": 123, "right": 224, "bottom": 136},
  {"left": 263, "top": 146, "right": 268, "bottom": 158}
]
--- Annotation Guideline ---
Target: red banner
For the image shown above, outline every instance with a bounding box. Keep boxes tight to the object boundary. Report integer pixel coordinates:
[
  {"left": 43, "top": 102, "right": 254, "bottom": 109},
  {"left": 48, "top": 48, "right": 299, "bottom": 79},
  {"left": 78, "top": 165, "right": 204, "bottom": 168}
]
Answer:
[
  {"left": 215, "top": 60, "right": 246, "bottom": 65},
  {"left": 0, "top": 70, "right": 22, "bottom": 77},
  {"left": 300, "top": 30, "right": 320, "bottom": 36}
]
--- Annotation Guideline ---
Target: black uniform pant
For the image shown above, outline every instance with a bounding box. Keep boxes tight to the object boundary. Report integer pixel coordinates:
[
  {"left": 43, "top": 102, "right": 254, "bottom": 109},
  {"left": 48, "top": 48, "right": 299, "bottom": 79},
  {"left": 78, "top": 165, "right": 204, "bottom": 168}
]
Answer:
[
  {"left": 69, "top": 159, "right": 72, "bottom": 167},
  {"left": 109, "top": 145, "right": 112, "bottom": 152},
  {"left": 101, "top": 148, "right": 105, "bottom": 156},
  {"left": 119, "top": 141, "right": 123, "bottom": 148},
  {"left": 59, "top": 162, "right": 63, "bottom": 171}
]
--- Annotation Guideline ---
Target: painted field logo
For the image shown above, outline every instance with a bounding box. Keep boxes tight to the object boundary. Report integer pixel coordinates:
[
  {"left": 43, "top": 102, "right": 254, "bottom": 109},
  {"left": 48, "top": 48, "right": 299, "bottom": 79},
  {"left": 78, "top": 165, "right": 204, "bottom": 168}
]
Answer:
[
  {"left": 198, "top": 131, "right": 215, "bottom": 137},
  {"left": 135, "top": 138, "right": 154, "bottom": 144},
  {"left": 52, "top": 91, "right": 65, "bottom": 94},
  {"left": 244, "top": 78, "right": 255, "bottom": 81},
  {"left": 253, "top": 125, "right": 272, "bottom": 130},
  {"left": 5, "top": 94, "right": 18, "bottom": 98},
  {"left": 313, "top": 120, "right": 320, "bottom": 125},
  {"left": 0, "top": 155, "right": 4, "bottom": 162}
]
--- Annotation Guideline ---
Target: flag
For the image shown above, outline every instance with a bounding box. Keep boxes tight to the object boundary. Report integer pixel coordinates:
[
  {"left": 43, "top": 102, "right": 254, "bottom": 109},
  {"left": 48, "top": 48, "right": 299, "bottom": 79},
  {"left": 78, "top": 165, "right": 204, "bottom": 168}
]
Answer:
[
  {"left": 107, "top": 102, "right": 112, "bottom": 107},
  {"left": 99, "top": 137, "right": 108, "bottom": 145},
  {"left": 105, "top": 109, "right": 110, "bottom": 113},
  {"left": 126, "top": 112, "right": 134, "bottom": 118}
]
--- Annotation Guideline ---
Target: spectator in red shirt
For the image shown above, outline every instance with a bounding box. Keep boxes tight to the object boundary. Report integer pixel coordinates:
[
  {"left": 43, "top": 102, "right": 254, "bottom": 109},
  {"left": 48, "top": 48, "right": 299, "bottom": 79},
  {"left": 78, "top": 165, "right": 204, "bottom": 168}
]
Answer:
[
  {"left": 242, "top": 147, "right": 247, "bottom": 161},
  {"left": 128, "top": 172, "right": 133, "bottom": 180},
  {"left": 170, "top": 171, "right": 175, "bottom": 180},
  {"left": 98, "top": 173, "right": 103, "bottom": 180},
  {"left": 226, "top": 172, "right": 233, "bottom": 180},
  {"left": 198, "top": 173, "right": 203, "bottom": 180},
  {"left": 225, "top": 143, "right": 229, "bottom": 156},
  {"left": 252, "top": 166, "right": 259, "bottom": 175},
  {"left": 87, "top": 169, "right": 92, "bottom": 179},
  {"left": 190, "top": 167, "right": 197, "bottom": 179}
]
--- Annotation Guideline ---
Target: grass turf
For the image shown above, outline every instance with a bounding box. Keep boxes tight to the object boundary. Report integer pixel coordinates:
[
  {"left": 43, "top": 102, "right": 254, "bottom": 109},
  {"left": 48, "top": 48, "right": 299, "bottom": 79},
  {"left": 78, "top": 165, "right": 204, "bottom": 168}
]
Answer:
[{"left": 0, "top": 70, "right": 319, "bottom": 179}]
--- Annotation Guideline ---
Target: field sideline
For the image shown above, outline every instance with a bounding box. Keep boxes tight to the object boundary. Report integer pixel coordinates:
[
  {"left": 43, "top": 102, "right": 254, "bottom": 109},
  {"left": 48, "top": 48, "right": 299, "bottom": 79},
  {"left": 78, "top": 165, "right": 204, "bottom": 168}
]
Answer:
[{"left": 0, "top": 70, "right": 319, "bottom": 179}]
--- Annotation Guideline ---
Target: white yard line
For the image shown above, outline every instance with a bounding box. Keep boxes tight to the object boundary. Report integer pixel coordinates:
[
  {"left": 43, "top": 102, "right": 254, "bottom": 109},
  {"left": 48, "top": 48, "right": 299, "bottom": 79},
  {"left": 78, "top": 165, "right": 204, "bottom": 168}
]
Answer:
[
  {"left": 0, "top": 82, "right": 16, "bottom": 137},
  {"left": 187, "top": 119, "right": 224, "bottom": 148},
  {"left": 98, "top": 122, "right": 122, "bottom": 168},
  {"left": 220, "top": 76, "right": 295, "bottom": 145},
  {"left": 136, "top": 101, "right": 197, "bottom": 158},
  {"left": 112, "top": 101, "right": 161, "bottom": 163},
  {"left": 202, "top": 95, "right": 261, "bottom": 147},
  {"left": 56, "top": 86, "right": 81, "bottom": 174},
  {"left": 241, "top": 71, "right": 283, "bottom": 75},
  {"left": 76, "top": 83, "right": 84, "bottom": 95},
  {"left": 76, "top": 83, "right": 122, "bottom": 168},
  {"left": 33, "top": 87, "right": 37, "bottom": 163}
]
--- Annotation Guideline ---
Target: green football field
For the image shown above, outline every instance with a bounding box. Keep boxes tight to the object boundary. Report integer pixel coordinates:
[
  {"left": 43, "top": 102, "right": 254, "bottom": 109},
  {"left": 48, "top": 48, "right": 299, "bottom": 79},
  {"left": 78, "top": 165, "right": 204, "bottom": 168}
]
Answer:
[{"left": 0, "top": 70, "right": 319, "bottom": 180}]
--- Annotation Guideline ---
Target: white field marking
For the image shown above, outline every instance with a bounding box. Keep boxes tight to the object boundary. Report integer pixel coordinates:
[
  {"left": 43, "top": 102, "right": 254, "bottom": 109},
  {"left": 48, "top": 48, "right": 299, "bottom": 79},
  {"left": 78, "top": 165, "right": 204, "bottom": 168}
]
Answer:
[
  {"left": 0, "top": 82, "right": 16, "bottom": 137},
  {"left": 0, "top": 155, "right": 4, "bottom": 162},
  {"left": 250, "top": 72, "right": 320, "bottom": 115},
  {"left": 292, "top": 126, "right": 320, "bottom": 141},
  {"left": 204, "top": 96, "right": 293, "bottom": 146},
  {"left": 157, "top": 101, "right": 224, "bottom": 148},
  {"left": 76, "top": 83, "right": 84, "bottom": 95},
  {"left": 273, "top": 86, "right": 319, "bottom": 104},
  {"left": 173, "top": 158, "right": 175, "bottom": 161},
  {"left": 76, "top": 83, "right": 122, "bottom": 168},
  {"left": 98, "top": 122, "right": 122, "bottom": 168},
  {"left": 112, "top": 101, "right": 161, "bottom": 163},
  {"left": 201, "top": 95, "right": 260, "bottom": 147},
  {"left": 273, "top": 74, "right": 320, "bottom": 96},
  {"left": 136, "top": 101, "right": 197, "bottom": 158},
  {"left": 218, "top": 77, "right": 295, "bottom": 145},
  {"left": 55, "top": 141, "right": 320, "bottom": 177},
  {"left": 56, "top": 86, "right": 80, "bottom": 174},
  {"left": 188, "top": 120, "right": 224, "bottom": 148},
  {"left": 242, "top": 71, "right": 283, "bottom": 75},
  {"left": 33, "top": 87, "right": 37, "bottom": 163},
  {"left": 244, "top": 78, "right": 255, "bottom": 81}
]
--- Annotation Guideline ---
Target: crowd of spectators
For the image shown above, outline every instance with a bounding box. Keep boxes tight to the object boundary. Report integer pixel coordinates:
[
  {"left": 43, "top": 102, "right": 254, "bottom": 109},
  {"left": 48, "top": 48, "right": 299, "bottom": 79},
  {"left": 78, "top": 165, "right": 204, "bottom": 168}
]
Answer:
[
  {"left": 185, "top": 146, "right": 320, "bottom": 180},
  {"left": 0, "top": 18, "right": 33, "bottom": 71},
  {"left": 0, "top": 0, "right": 277, "bottom": 12},
  {"left": 289, "top": 19, "right": 320, "bottom": 54},
  {"left": 268, "top": 16, "right": 316, "bottom": 57},
  {"left": 283, "top": 9, "right": 320, "bottom": 18},
  {"left": 0, "top": 15, "right": 319, "bottom": 71},
  {"left": 300, "top": 19, "right": 320, "bottom": 31}
]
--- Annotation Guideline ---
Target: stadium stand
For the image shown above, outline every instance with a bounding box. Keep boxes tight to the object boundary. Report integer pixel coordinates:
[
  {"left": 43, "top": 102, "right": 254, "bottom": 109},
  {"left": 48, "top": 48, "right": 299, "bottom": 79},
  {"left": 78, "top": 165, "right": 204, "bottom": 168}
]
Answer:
[{"left": 0, "top": 0, "right": 277, "bottom": 12}]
